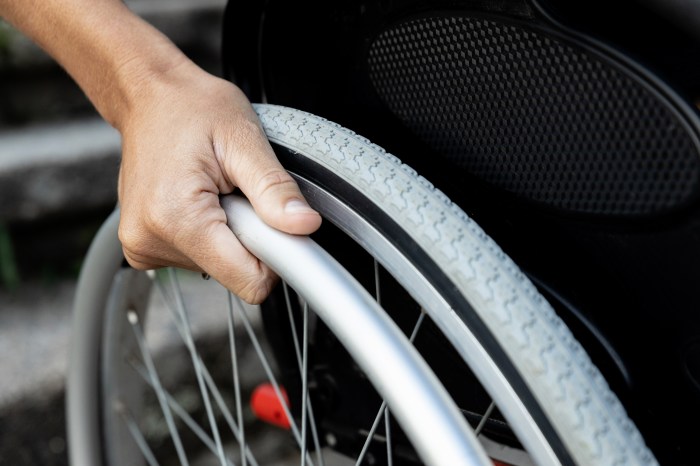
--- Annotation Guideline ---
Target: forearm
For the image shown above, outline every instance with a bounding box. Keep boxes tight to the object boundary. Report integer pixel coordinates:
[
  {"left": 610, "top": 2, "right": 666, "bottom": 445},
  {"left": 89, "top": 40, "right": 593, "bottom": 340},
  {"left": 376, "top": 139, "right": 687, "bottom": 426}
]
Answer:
[
  {"left": 1, "top": 0, "right": 321, "bottom": 303},
  {"left": 0, "top": 0, "right": 194, "bottom": 129}
]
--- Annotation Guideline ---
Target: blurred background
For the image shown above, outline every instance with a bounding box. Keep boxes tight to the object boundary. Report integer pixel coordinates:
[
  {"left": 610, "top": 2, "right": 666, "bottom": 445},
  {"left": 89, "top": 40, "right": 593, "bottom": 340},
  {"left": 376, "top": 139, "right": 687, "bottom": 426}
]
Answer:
[{"left": 0, "top": 1, "right": 227, "bottom": 464}]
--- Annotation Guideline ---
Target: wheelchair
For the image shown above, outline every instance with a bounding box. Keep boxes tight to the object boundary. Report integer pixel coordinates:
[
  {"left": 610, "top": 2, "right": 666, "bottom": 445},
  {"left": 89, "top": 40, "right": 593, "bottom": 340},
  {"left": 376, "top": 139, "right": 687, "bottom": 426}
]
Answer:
[{"left": 68, "top": 1, "right": 700, "bottom": 464}]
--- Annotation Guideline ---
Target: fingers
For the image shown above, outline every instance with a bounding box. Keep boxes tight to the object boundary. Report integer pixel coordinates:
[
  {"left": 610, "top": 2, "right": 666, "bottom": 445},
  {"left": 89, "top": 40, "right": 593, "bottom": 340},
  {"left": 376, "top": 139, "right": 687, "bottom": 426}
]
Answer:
[
  {"left": 251, "top": 168, "right": 323, "bottom": 235},
  {"left": 122, "top": 248, "right": 200, "bottom": 273},
  {"left": 216, "top": 115, "right": 322, "bottom": 236},
  {"left": 116, "top": 79, "right": 318, "bottom": 304},
  {"left": 119, "top": 221, "right": 201, "bottom": 270},
  {"left": 119, "top": 196, "right": 278, "bottom": 304},
  {"left": 185, "top": 220, "right": 279, "bottom": 304},
  {"left": 121, "top": 220, "right": 278, "bottom": 304}
]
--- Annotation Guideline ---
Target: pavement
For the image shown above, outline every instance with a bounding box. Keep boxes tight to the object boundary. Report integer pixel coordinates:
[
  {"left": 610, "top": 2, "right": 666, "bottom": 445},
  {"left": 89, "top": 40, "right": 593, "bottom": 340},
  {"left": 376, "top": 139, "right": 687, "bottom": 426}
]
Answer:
[
  {"left": 0, "top": 280, "right": 74, "bottom": 466},
  {"left": 0, "top": 118, "right": 120, "bottom": 222}
]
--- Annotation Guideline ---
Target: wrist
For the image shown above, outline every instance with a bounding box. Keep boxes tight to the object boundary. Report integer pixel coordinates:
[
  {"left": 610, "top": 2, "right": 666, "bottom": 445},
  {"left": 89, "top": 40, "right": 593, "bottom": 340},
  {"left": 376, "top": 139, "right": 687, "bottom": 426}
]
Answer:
[
  {"left": 0, "top": 0, "right": 199, "bottom": 130},
  {"left": 96, "top": 19, "right": 202, "bottom": 131}
]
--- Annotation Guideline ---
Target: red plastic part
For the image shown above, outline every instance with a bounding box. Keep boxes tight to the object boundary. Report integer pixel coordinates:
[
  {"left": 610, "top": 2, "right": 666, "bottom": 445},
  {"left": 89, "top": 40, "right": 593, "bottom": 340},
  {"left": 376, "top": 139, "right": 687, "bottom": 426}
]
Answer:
[{"left": 250, "top": 383, "right": 291, "bottom": 429}]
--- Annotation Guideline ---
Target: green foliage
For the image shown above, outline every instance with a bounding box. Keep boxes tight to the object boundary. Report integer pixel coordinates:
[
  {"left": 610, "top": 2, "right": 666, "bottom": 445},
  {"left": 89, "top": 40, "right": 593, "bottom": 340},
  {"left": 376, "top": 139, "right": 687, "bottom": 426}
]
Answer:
[
  {"left": 0, "top": 223, "right": 20, "bottom": 290},
  {"left": 0, "top": 19, "right": 12, "bottom": 62}
]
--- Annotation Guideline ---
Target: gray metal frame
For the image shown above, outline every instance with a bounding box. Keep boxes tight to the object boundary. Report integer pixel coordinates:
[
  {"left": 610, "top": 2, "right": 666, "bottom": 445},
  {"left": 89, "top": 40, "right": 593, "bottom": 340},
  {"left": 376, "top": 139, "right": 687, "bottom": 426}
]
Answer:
[
  {"left": 67, "top": 209, "right": 122, "bottom": 466},
  {"left": 66, "top": 200, "right": 491, "bottom": 466},
  {"left": 223, "top": 196, "right": 490, "bottom": 466}
]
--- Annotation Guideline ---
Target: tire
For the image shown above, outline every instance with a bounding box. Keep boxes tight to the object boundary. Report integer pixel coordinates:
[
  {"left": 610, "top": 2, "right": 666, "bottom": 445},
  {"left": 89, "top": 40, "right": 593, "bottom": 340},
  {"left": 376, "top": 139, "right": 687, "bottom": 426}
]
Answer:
[{"left": 67, "top": 104, "right": 656, "bottom": 466}]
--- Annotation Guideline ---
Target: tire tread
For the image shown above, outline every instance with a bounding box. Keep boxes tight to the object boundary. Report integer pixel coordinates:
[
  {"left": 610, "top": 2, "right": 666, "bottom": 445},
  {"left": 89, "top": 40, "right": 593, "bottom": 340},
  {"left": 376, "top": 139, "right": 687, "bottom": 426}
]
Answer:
[{"left": 254, "top": 103, "right": 656, "bottom": 465}]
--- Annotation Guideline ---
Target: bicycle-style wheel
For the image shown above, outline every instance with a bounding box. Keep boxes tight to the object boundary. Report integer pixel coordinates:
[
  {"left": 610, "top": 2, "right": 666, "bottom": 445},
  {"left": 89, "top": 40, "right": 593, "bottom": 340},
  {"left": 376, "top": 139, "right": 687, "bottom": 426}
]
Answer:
[{"left": 67, "top": 104, "right": 656, "bottom": 466}]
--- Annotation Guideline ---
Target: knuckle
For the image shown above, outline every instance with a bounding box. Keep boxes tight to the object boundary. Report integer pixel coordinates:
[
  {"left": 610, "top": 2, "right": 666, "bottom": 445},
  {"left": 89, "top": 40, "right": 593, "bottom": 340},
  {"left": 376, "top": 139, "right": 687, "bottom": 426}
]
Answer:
[
  {"left": 143, "top": 207, "right": 173, "bottom": 237},
  {"left": 256, "top": 170, "right": 297, "bottom": 197},
  {"left": 118, "top": 220, "right": 153, "bottom": 260},
  {"left": 235, "top": 270, "right": 277, "bottom": 305},
  {"left": 122, "top": 249, "right": 151, "bottom": 271},
  {"left": 236, "top": 116, "right": 265, "bottom": 142},
  {"left": 222, "top": 115, "right": 265, "bottom": 154},
  {"left": 122, "top": 247, "right": 155, "bottom": 270},
  {"left": 118, "top": 220, "right": 140, "bottom": 250}
]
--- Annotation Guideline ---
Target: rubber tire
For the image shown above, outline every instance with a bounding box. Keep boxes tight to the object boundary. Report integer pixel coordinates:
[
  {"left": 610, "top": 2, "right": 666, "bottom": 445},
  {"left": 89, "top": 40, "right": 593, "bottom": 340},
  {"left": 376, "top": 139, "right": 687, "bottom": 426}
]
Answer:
[{"left": 253, "top": 103, "right": 656, "bottom": 466}]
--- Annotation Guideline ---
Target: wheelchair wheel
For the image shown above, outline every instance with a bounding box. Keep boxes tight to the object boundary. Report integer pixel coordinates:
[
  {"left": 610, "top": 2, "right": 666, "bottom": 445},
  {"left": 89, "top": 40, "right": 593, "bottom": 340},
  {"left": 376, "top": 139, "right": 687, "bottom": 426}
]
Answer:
[{"left": 67, "top": 104, "right": 655, "bottom": 466}]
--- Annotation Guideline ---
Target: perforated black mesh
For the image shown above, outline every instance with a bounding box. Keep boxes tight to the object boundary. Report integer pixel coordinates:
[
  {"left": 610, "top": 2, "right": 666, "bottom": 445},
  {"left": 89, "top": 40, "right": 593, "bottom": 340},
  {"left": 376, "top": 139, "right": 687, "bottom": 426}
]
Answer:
[{"left": 368, "top": 16, "right": 700, "bottom": 216}]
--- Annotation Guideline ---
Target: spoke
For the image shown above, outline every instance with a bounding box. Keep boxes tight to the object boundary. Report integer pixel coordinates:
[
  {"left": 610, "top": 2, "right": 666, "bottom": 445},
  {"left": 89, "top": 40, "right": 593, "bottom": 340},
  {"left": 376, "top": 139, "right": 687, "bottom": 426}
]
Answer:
[
  {"left": 149, "top": 274, "right": 259, "bottom": 466},
  {"left": 474, "top": 401, "right": 497, "bottom": 437},
  {"left": 283, "top": 283, "right": 325, "bottom": 466},
  {"left": 127, "top": 310, "right": 189, "bottom": 466},
  {"left": 373, "top": 260, "right": 381, "bottom": 305},
  {"left": 231, "top": 292, "right": 316, "bottom": 466},
  {"left": 201, "top": 361, "right": 260, "bottom": 466},
  {"left": 227, "top": 291, "right": 247, "bottom": 466},
  {"left": 355, "top": 311, "right": 426, "bottom": 466},
  {"left": 128, "top": 360, "right": 236, "bottom": 466},
  {"left": 355, "top": 400, "right": 387, "bottom": 466},
  {"left": 168, "top": 269, "right": 227, "bottom": 466},
  {"left": 385, "top": 409, "right": 393, "bottom": 466},
  {"left": 407, "top": 311, "right": 426, "bottom": 343},
  {"left": 300, "top": 302, "right": 309, "bottom": 466},
  {"left": 120, "top": 407, "right": 161, "bottom": 466},
  {"left": 373, "top": 261, "right": 392, "bottom": 466}
]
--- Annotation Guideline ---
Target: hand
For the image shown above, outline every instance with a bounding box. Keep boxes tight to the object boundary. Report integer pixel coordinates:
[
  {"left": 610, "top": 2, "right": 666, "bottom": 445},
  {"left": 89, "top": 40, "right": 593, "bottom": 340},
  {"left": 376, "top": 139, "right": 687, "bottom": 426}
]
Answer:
[
  {"left": 0, "top": 0, "right": 314, "bottom": 303},
  {"left": 116, "top": 63, "right": 322, "bottom": 303}
]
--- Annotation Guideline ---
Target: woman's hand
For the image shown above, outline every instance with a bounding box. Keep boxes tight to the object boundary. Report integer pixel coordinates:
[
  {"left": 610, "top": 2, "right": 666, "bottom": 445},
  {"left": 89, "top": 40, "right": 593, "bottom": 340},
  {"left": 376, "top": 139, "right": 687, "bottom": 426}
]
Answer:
[{"left": 117, "top": 63, "right": 321, "bottom": 303}]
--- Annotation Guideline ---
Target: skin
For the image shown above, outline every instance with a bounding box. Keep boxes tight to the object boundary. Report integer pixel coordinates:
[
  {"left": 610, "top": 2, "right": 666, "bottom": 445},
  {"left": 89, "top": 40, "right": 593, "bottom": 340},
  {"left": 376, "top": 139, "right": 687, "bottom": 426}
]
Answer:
[{"left": 0, "top": 0, "right": 322, "bottom": 303}]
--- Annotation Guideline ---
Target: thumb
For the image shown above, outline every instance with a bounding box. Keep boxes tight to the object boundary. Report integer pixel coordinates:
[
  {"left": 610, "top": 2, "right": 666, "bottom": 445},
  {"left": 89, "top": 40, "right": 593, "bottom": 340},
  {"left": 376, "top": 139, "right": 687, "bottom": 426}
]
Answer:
[{"left": 221, "top": 120, "right": 322, "bottom": 235}]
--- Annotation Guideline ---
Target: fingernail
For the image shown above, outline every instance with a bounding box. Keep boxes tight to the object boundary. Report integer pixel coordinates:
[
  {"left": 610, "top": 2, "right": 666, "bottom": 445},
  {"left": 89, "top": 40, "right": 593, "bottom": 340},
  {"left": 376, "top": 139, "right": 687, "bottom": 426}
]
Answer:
[{"left": 285, "top": 199, "right": 316, "bottom": 214}]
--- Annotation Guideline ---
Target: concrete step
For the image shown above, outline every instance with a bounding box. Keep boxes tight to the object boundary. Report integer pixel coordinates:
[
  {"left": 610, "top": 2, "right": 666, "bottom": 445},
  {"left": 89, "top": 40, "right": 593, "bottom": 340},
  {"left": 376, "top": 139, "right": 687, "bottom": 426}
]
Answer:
[
  {"left": 0, "top": 0, "right": 227, "bottom": 127},
  {"left": 0, "top": 118, "right": 120, "bottom": 223},
  {"left": 0, "top": 0, "right": 231, "bottom": 222},
  {"left": 0, "top": 0, "right": 231, "bottom": 223}
]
